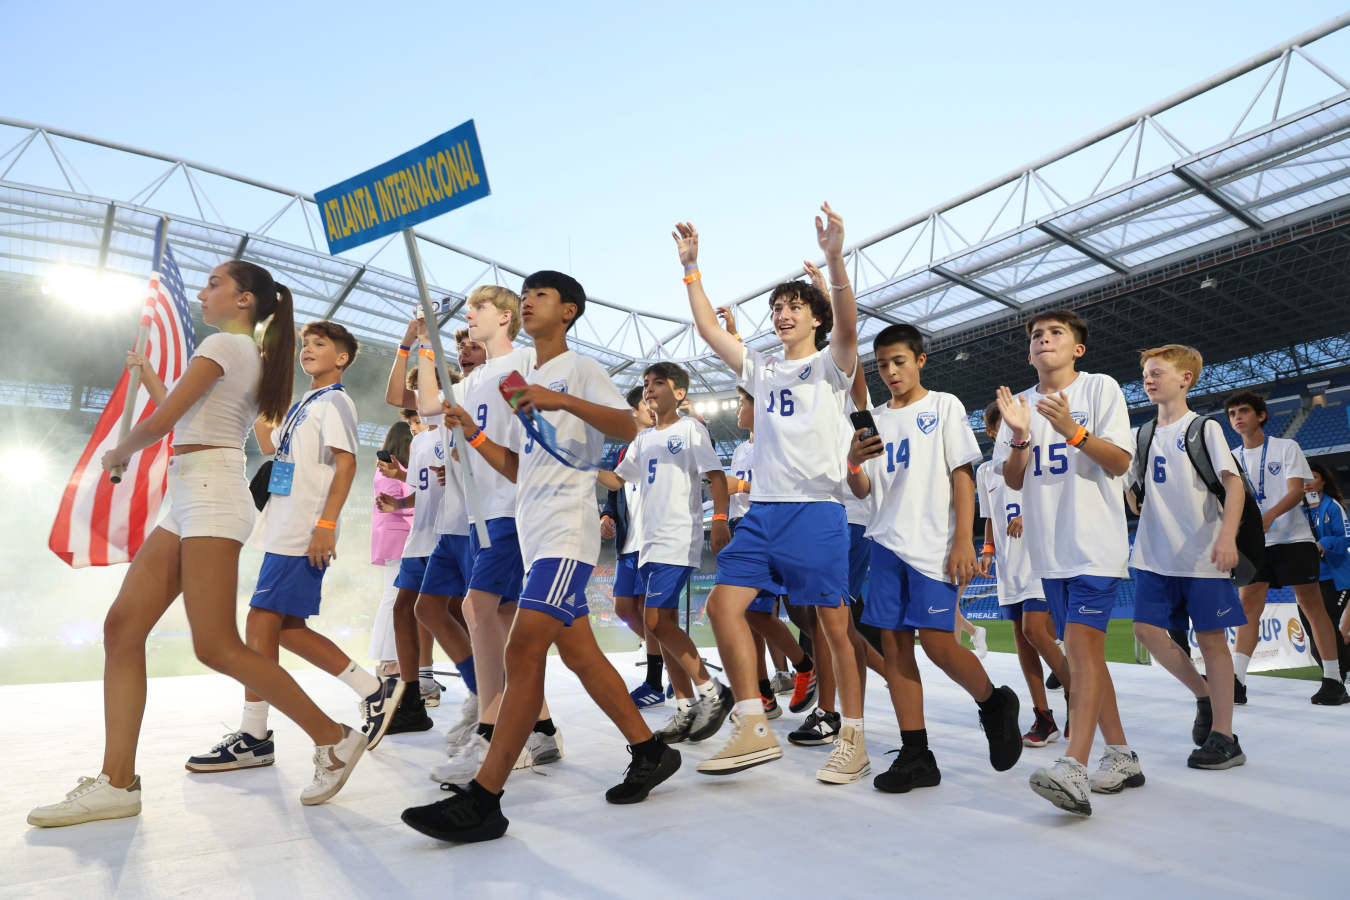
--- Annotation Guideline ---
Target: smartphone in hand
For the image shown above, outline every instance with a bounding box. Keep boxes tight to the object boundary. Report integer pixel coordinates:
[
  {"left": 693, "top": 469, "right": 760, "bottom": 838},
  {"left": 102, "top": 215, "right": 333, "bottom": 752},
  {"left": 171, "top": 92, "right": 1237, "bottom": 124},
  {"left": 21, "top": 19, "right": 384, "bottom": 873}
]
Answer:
[
  {"left": 849, "top": 409, "right": 878, "bottom": 441},
  {"left": 499, "top": 371, "right": 529, "bottom": 409}
]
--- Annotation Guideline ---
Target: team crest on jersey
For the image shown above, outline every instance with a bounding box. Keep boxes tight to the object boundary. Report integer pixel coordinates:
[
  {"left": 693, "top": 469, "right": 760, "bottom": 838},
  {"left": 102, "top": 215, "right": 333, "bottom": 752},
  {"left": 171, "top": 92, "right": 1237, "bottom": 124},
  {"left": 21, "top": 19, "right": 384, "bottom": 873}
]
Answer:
[
  {"left": 916, "top": 411, "right": 939, "bottom": 434},
  {"left": 667, "top": 436, "right": 685, "bottom": 455},
  {"left": 1070, "top": 411, "right": 1089, "bottom": 426},
  {"left": 1268, "top": 461, "right": 1282, "bottom": 476},
  {"left": 549, "top": 380, "right": 568, "bottom": 394},
  {"left": 798, "top": 364, "right": 812, "bottom": 380},
  {"left": 433, "top": 443, "right": 446, "bottom": 460},
  {"left": 1176, "top": 436, "right": 1186, "bottom": 451}
]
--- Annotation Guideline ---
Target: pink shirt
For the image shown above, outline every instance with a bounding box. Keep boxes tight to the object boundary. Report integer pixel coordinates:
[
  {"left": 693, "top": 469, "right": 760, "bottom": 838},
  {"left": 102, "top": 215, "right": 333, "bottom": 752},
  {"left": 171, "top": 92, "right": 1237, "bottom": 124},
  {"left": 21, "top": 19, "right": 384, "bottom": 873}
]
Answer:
[{"left": 371, "top": 465, "right": 414, "bottom": 564}]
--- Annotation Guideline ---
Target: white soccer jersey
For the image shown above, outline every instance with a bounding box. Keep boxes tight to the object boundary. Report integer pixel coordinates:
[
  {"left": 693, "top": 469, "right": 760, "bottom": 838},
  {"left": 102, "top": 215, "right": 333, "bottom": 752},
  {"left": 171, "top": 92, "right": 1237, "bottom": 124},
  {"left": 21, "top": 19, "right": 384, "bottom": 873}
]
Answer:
[
  {"left": 741, "top": 347, "right": 852, "bottom": 503},
  {"left": 1130, "top": 413, "right": 1240, "bottom": 578},
  {"left": 459, "top": 347, "right": 534, "bottom": 523},
  {"left": 427, "top": 412, "right": 469, "bottom": 538},
  {"left": 620, "top": 477, "right": 642, "bottom": 556},
  {"left": 976, "top": 461, "right": 1042, "bottom": 604},
  {"left": 728, "top": 440, "right": 754, "bottom": 521},
  {"left": 860, "top": 391, "right": 983, "bottom": 583},
  {"left": 402, "top": 426, "right": 447, "bottom": 558},
  {"left": 508, "top": 350, "right": 628, "bottom": 567},
  {"left": 842, "top": 395, "right": 872, "bottom": 526},
  {"left": 993, "top": 371, "right": 1133, "bottom": 580},
  {"left": 253, "top": 386, "right": 359, "bottom": 556},
  {"left": 616, "top": 417, "right": 721, "bottom": 568},
  {"left": 1236, "top": 435, "right": 1315, "bottom": 546}
]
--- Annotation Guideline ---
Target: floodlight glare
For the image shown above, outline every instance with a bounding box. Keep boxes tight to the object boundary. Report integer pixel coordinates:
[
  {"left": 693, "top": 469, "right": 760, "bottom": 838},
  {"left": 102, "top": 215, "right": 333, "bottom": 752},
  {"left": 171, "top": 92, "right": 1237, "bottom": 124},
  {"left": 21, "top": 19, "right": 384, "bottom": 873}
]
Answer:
[{"left": 42, "top": 264, "right": 147, "bottom": 316}]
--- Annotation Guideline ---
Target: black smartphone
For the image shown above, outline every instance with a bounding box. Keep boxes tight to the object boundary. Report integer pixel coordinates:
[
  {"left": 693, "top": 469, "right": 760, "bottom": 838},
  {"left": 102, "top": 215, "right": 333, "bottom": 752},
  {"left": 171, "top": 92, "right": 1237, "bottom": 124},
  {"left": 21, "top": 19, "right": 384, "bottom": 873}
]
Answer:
[
  {"left": 376, "top": 449, "right": 392, "bottom": 463},
  {"left": 849, "top": 410, "right": 878, "bottom": 441}
]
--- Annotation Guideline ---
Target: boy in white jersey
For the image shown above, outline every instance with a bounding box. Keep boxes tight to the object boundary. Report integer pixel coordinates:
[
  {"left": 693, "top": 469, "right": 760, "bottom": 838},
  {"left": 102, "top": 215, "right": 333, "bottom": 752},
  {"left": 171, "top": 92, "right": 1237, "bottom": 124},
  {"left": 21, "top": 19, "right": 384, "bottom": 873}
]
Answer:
[
  {"left": 847, "top": 325, "right": 1022, "bottom": 794},
  {"left": 1129, "top": 346, "right": 1249, "bottom": 768},
  {"left": 402, "top": 270, "right": 681, "bottom": 844},
  {"left": 996, "top": 308, "right": 1140, "bottom": 816},
  {"left": 605, "top": 362, "right": 735, "bottom": 742},
  {"left": 978, "top": 401, "right": 1068, "bottom": 748},
  {"left": 186, "top": 322, "right": 391, "bottom": 770},
  {"left": 675, "top": 204, "right": 871, "bottom": 785},
  {"left": 1224, "top": 391, "right": 1349, "bottom": 705}
]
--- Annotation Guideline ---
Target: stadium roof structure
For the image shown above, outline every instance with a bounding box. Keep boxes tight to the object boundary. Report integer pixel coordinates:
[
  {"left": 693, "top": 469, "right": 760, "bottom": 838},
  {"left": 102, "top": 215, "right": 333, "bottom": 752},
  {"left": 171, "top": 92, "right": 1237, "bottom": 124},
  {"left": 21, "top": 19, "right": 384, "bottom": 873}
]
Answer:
[{"left": 3, "top": 15, "right": 1350, "bottom": 424}]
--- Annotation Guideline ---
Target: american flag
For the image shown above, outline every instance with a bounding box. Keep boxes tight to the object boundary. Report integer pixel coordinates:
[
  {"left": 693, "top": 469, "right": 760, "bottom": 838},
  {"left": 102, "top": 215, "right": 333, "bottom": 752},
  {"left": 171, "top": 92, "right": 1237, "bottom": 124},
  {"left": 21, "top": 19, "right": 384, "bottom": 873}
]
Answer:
[{"left": 48, "top": 221, "right": 196, "bottom": 567}]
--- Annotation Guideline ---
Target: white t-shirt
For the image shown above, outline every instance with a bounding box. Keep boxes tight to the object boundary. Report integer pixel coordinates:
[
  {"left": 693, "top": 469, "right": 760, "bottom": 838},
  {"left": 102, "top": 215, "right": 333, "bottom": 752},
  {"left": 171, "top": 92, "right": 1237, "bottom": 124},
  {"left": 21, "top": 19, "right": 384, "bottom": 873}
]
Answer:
[
  {"left": 459, "top": 347, "right": 534, "bottom": 522},
  {"left": 175, "top": 332, "right": 260, "bottom": 449},
  {"left": 859, "top": 391, "right": 983, "bottom": 582},
  {"left": 616, "top": 417, "right": 721, "bottom": 568},
  {"left": 252, "top": 385, "right": 359, "bottom": 555},
  {"left": 620, "top": 477, "right": 642, "bottom": 556},
  {"left": 976, "top": 461, "right": 1042, "bottom": 604},
  {"left": 1129, "top": 414, "right": 1240, "bottom": 578},
  {"left": 429, "top": 413, "right": 469, "bottom": 538},
  {"left": 993, "top": 372, "right": 1133, "bottom": 580},
  {"left": 728, "top": 440, "right": 754, "bottom": 521},
  {"left": 741, "top": 347, "right": 853, "bottom": 503},
  {"left": 1236, "top": 436, "right": 1315, "bottom": 546},
  {"left": 508, "top": 350, "right": 627, "bottom": 568},
  {"left": 403, "top": 426, "right": 447, "bottom": 558},
  {"left": 842, "top": 396, "right": 872, "bottom": 526}
]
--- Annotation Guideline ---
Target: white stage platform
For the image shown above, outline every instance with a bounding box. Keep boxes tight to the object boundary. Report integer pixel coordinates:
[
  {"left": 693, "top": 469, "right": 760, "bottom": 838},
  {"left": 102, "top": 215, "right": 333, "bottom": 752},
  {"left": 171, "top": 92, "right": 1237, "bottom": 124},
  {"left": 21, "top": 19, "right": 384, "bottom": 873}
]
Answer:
[{"left": 5, "top": 650, "right": 1344, "bottom": 899}]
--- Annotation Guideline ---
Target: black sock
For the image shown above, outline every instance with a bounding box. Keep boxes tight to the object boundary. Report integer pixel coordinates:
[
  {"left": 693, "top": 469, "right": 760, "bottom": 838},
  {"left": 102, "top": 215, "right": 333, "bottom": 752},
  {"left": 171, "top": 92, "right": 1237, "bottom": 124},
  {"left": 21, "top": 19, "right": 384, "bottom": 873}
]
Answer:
[
  {"left": 900, "top": 728, "right": 928, "bottom": 751},
  {"left": 468, "top": 778, "right": 502, "bottom": 809},
  {"left": 645, "top": 654, "right": 664, "bottom": 690},
  {"left": 533, "top": 717, "right": 556, "bottom": 736},
  {"left": 758, "top": 679, "right": 773, "bottom": 698},
  {"left": 795, "top": 654, "right": 813, "bottom": 674},
  {"left": 631, "top": 735, "right": 665, "bottom": 761},
  {"left": 477, "top": 722, "right": 494, "bottom": 741},
  {"left": 1196, "top": 696, "right": 1211, "bottom": 707},
  {"left": 976, "top": 687, "right": 1002, "bottom": 714}
]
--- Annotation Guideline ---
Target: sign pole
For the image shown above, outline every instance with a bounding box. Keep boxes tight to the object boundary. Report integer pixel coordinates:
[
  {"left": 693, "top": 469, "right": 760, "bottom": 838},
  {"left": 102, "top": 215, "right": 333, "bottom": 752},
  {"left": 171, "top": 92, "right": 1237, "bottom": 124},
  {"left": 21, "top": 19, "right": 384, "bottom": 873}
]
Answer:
[
  {"left": 110, "top": 216, "right": 167, "bottom": 484},
  {"left": 403, "top": 227, "right": 490, "bottom": 547}
]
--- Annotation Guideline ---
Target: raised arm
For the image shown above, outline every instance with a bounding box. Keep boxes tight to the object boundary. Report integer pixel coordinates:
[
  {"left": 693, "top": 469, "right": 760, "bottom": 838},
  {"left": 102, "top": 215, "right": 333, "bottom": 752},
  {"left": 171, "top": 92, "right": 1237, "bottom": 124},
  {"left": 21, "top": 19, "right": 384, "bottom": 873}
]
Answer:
[
  {"left": 674, "top": 222, "right": 745, "bottom": 372},
  {"left": 384, "top": 316, "right": 423, "bottom": 409},
  {"left": 815, "top": 203, "right": 858, "bottom": 376},
  {"left": 996, "top": 386, "right": 1033, "bottom": 491}
]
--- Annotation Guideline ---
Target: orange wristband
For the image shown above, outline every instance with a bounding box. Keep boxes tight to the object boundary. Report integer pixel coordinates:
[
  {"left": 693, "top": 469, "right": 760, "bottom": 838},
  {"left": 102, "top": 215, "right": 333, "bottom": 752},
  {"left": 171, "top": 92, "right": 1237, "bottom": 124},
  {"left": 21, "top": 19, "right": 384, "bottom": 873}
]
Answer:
[
  {"left": 1067, "top": 424, "right": 1088, "bottom": 447},
  {"left": 468, "top": 430, "right": 487, "bottom": 448},
  {"left": 396, "top": 348, "right": 410, "bottom": 358},
  {"left": 418, "top": 347, "right": 435, "bottom": 359},
  {"left": 982, "top": 542, "right": 995, "bottom": 555},
  {"left": 315, "top": 519, "right": 336, "bottom": 530},
  {"left": 847, "top": 461, "right": 862, "bottom": 475},
  {"left": 712, "top": 513, "right": 727, "bottom": 522},
  {"left": 683, "top": 270, "right": 701, "bottom": 284}
]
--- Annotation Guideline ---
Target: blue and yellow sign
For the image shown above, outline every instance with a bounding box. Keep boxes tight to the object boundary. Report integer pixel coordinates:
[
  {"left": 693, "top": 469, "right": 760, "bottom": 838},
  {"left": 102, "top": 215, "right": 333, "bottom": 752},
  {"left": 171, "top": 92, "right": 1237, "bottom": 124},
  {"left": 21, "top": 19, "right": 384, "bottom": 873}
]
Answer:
[{"left": 315, "top": 120, "right": 490, "bottom": 255}]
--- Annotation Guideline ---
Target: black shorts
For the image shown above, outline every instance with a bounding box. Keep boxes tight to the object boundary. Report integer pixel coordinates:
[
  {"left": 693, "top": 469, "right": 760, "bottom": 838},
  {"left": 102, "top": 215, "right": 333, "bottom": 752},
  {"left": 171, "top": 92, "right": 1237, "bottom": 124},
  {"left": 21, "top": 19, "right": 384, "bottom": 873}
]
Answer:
[{"left": 1250, "top": 542, "right": 1320, "bottom": 590}]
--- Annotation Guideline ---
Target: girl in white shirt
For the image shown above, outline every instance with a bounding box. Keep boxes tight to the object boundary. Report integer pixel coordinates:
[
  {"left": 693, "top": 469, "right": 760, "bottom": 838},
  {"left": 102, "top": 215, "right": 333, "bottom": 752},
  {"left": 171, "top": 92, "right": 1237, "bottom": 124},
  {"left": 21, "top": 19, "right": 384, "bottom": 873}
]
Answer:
[{"left": 30, "top": 261, "right": 365, "bottom": 828}]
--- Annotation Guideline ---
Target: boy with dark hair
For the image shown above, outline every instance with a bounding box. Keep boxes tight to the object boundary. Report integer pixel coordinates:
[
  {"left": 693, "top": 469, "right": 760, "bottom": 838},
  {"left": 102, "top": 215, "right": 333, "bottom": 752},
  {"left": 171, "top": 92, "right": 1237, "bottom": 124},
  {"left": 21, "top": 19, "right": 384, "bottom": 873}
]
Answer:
[
  {"left": 847, "top": 324, "right": 1022, "bottom": 794},
  {"left": 1131, "top": 345, "right": 1248, "bottom": 768},
  {"left": 187, "top": 321, "right": 389, "bottom": 770},
  {"left": 675, "top": 204, "right": 871, "bottom": 785},
  {"left": 996, "top": 308, "right": 1140, "bottom": 816},
  {"left": 402, "top": 270, "right": 680, "bottom": 843},
  {"left": 1224, "top": 391, "right": 1349, "bottom": 705},
  {"left": 606, "top": 361, "right": 734, "bottom": 742},
  {"left": 978, "top": 400, "right": 1068, "bottom": 748}
]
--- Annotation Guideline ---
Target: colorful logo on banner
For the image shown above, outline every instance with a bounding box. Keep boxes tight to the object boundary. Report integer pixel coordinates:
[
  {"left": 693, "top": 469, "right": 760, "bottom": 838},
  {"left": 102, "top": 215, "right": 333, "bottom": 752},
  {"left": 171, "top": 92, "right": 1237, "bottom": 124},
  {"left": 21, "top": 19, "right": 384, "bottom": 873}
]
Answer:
[
  {"left": 315, "top": 120, "right": 490, "bottom": 255},
  {"left": 1287, "top": 617, "right": 1307, "bottom": 653}
]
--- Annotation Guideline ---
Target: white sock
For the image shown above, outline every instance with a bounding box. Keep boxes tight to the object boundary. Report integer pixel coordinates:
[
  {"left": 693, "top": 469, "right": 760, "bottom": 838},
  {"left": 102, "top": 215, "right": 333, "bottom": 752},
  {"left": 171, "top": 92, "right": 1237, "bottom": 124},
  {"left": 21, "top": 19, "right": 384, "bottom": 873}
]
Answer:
[
  {"left": 1323, "top": 659, "right": 1341, "bottom": 681},
  {"left": 240, "top": 701, "right": 269, "bottom": 739},
  {"left": 696, "top": 679, "right": 718, "bottom": 701},
  {"left": 338, "top": 660, "right": 381, "bottom": 698},
  {"left": 677, "top": 697, "right": 694, "bottom": 712},
  {"left": 840, "top": 716, "right": 864, "bottom": 731},
  {"left": 734, "top": 698, "right": 763, "bottom": 718},
  {"left": 1234, "top": 652, "right": 1251, "bottom": 683}
]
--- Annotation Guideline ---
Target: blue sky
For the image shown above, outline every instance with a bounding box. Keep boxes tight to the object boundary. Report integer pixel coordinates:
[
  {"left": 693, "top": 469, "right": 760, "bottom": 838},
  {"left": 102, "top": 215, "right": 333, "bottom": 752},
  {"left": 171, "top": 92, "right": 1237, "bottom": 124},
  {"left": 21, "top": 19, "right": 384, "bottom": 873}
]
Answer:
[{"left": 3, "top": 1, "right": 1348, "bottom": 313}]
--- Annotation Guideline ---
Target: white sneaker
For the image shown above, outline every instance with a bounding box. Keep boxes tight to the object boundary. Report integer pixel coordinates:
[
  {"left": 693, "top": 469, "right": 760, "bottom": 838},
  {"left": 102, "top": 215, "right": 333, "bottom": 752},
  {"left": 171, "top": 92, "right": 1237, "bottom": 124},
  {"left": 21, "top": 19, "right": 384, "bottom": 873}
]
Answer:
[
  {"left": 444, "top": 693, "right": 480, "bottom": 748},
  {"left": 432, "top": 732, "right": 488, "bottom": 784},
  {"left": 972, "top": 625, "right": 988, "bottom": 659},
  {"left": 1029, "top": 757, "right": 1092, "bottom": 816},
  {"left": 513, "top": 728, "right": 564, "bottom": 771},
  {"left": 300, "top": 724, "right": 365, "bottom": 806},
  {"left": 28, "top": 774, "right": 142, "bottom": 827},
  {"left": 1088, "top": 745, "right": 1145, "bottom": 794}
]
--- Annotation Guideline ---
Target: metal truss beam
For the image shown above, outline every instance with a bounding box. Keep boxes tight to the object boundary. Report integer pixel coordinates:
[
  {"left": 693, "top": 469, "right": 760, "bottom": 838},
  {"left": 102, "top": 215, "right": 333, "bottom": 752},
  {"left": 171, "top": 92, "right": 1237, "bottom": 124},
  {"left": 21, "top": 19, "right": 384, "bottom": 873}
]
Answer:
[
  {"left": 1172, "top": 167, "right": 1265, "bottom": 231},
  {"left": 1035, "top": 222, "right": 1129, "bottom": 274},
  {"left": 929, "top": 265, "right": 1019, "bottom": 310},
  {"left": 324, "top": 265, "right": 366, "bottom": 319}
]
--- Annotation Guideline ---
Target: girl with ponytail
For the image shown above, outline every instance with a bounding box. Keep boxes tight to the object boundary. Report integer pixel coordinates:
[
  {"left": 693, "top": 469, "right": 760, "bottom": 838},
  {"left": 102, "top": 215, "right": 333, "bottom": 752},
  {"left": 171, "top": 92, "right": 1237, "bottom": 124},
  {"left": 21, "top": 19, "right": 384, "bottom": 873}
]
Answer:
[{"left": 29, "top": 260, "right": 367, "bottom": 828}]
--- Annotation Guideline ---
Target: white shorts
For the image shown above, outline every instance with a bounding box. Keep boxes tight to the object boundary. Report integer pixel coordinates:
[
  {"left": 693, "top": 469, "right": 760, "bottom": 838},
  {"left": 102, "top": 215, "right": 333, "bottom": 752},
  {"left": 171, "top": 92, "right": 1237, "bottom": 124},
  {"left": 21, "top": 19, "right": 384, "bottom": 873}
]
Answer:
[{"left": 158, "top": 448, "right": 255, "bottom": 544}]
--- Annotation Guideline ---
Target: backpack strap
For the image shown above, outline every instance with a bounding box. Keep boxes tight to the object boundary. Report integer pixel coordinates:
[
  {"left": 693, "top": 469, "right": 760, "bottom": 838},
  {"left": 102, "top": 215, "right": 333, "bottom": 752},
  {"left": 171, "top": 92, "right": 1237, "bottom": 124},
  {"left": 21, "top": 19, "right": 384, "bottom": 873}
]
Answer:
[
  {"left": 1184, "top": 415, "right": 1225, "bottom": 501},
  {"left": 1133, "top": 417, "right": 1157, "bottom": 503}
]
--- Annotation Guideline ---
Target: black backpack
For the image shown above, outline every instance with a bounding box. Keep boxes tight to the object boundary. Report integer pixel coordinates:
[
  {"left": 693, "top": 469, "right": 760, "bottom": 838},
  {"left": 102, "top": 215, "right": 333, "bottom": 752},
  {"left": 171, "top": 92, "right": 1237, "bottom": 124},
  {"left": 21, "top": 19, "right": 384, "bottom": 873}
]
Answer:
[{"left": 1133, "top": 415, "right": 1266, "bottom": 585}]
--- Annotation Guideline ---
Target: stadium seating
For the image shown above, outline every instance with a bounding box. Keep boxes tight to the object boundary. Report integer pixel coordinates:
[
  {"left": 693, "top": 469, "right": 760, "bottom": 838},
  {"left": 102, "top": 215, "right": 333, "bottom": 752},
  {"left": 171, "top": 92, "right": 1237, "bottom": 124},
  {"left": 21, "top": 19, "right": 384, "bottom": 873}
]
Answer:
[{"left": 1294, "top": 397, "right": 1350, "bottom": 451}]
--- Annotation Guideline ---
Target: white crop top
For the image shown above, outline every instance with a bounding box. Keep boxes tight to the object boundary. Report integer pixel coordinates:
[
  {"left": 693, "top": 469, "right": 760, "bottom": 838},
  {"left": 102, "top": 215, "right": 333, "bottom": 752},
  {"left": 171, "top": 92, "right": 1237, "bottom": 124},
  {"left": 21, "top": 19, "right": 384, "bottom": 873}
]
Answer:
[{"left": 174, "top": 332, "right": 262, "bottom": 449}]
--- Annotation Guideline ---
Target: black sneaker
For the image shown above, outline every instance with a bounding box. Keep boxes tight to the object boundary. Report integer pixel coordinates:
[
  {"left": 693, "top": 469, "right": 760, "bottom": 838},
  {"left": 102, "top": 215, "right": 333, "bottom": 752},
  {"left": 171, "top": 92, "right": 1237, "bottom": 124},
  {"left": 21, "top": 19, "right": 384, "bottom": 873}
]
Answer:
[
  {"left": 1046, "top": 672, "right": 1062, "bottom": 691},
  {"left": 1233, "top": 676, "right": 1247, "bottom": 705},
  {"left": 788, "top": 709, "right": 840, "bottom": 746},
  {"left": 873, "top": 745, "right": 941, "bottom": 794},
  {"left": 401, "top": 782, "right": 508, "bottom": 843},
  {"left": 1310, "top": 677, "right": 1350, "bottom": 706},
  {"left": 185, "top": 730, "right": 275, "bottom": 772},
  {"left": 605, "top": 740, "right": 681, "bottom": 804},
  {"left": 1022, "top": 708, "right": 1060, "bottom": 748},
  {"left": 978, "top": 685, "right": 1022, "bottom": 772},
  {"left": 386, "top": 685, "right": 434, "bottom": 735},
  {"left": 655, "top": 704, "right": 697, "bottom": 744},
  {"left": 1192, "top": 696, "right": 1212, "bottom": 747},
  {"left": 1187, "top": 731, "right": 1246, "bottom": 770},
  {"left": 686, "top": 682, "right": 733, "bottom": 743},
  {"left": 362, "top": 677, "right": 405, "bottom": 750}
]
